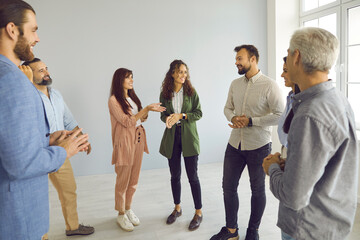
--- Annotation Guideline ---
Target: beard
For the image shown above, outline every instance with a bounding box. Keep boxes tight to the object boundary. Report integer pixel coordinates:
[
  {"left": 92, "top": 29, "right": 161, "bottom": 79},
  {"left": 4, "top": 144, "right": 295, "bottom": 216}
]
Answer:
[
  {"left": 36, "top": 76, "right": 53, "bottom": 86},
  {"left": 14, "top": 34, "right": 34, "bottom": 62},
  {"left": 237, "top": 64, "right": 251, "bottom": 75}
]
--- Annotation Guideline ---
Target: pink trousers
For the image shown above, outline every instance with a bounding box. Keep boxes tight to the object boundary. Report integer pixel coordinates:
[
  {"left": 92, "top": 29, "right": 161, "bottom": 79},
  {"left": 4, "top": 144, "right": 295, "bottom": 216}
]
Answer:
[{"left": 114, "top": 126, "right": 146, "bottom": 213}]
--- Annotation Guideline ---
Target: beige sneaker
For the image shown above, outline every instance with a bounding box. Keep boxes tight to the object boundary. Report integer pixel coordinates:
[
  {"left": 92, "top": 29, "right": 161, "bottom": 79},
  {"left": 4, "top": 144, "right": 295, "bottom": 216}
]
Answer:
[
  {"left": 117, "top": 214, "right": 134, "bottom": 231},
  {"left": 125, "top": 209, "right": 140, "bottom": 226}
]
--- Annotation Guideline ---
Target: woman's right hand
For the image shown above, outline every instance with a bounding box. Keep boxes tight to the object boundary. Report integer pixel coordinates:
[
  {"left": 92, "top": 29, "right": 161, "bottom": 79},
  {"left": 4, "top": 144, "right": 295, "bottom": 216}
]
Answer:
[{"left": 147, "top": 103, "right": 166, "bottom": 112}]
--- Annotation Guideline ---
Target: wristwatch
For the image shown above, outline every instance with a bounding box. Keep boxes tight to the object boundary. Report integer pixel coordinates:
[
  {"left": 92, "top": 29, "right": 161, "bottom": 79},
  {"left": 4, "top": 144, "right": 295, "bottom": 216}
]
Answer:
[
  {"left": 248, "top": 117, "right": 253, "bottom": 127},
  {"left": 182, "top": 113, "right": 186, "bottom": 120}
]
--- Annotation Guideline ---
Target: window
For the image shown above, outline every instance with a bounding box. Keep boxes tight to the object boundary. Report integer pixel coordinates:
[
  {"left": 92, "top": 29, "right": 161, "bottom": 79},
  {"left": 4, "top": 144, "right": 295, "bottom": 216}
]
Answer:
[
  {"left": 303, "top": 0, "right": 337, "bottom": 12},
  {"left": 346, "top": 4, "right": 360, "bottom": 127},
  {"left": 300, "top": 0, "right": 360, "bottom": 128}
]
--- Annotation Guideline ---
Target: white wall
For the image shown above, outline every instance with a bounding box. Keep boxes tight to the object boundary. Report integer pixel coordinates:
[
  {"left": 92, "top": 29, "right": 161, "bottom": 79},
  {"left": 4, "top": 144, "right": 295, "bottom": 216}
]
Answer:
[
  {"left": 267, "top": 0, "right": 299, "bottom": 154},
  {"left": 27, "top": 0, "right": 268, "bottom": 176}
]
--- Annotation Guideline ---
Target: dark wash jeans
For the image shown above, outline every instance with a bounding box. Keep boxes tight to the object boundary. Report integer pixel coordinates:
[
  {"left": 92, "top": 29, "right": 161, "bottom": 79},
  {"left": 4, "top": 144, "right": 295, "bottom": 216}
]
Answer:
[
  {"left": 167, "top": 125, "right": 202, "bottom": 210},
  {"left": 222, "top": 142, "right": 271, "bottom": 229}
]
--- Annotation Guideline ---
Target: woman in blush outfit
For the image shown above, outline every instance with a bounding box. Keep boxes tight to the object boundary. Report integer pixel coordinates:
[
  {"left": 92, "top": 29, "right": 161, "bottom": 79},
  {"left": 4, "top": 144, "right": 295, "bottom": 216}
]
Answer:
[
  {"left": 109, "top": 68, "right": 165, "bottom": 232},
  {"left": 159, "top": 60, "right": 203, "bottom": 231}
]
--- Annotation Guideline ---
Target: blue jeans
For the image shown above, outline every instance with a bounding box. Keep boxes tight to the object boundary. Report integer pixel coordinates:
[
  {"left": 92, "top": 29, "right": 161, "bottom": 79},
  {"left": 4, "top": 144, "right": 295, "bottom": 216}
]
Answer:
[
  {"left": 168, "top": 125, "right": 202, "bottom": 209},
  {"left": 281, "top": 231, "right": 296, "bottom": 240},
  {"left": 222, "top": 143, "right": 271, "bottom": 229}
]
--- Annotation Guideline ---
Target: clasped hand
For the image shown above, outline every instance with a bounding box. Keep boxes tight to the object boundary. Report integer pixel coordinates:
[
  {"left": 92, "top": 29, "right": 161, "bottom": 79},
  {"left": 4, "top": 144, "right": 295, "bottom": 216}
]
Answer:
[
  {"left": 229, "top": 115, "right": 249, "bottom": 128},
  {"left": 49, "top": 128, "right": 90, "bottom": 159},
  {"left": 262, "top": 152, "right": 286, "bottom": 175},
  {"left": 166, "top": 113, "right": 182, "bottom": 129}
]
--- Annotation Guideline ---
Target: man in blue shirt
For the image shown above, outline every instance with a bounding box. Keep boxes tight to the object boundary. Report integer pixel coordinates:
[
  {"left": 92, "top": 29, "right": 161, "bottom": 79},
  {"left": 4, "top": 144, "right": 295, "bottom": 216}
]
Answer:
[
  {"left": 263, "top": 27, "right": 358, "bottom": 240},
  {"left": 0, "top": 1, "right": 89, "bottom": 239},
  {"left": 22, "top": 58, "right": 95, "bottom": 238}
]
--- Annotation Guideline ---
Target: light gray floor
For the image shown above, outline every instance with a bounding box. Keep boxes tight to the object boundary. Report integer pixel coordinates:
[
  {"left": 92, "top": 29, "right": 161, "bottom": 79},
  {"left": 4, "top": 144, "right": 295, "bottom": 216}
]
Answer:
[{"left": 47, "top": 162, "right": 360, "bottom": 240}]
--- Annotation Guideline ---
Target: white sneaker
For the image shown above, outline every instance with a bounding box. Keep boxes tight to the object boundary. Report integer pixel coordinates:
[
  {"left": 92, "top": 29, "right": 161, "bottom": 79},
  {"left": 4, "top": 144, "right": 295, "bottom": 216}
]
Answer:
[
  {"left": 125, "top": 209, "right": 140, "bottom": 226},
  {"left": 117, "top": 214, "right": 134, "bottom": 231}
]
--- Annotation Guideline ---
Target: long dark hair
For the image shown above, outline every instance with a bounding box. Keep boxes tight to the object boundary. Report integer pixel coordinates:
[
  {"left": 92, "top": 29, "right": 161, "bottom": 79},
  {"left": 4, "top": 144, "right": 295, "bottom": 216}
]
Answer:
[
  {"left": 110, "top": 68, "right": 142, "bottom": 115},
  {"left": 161, "top": 60, "right": 194, "bottom": 100}
]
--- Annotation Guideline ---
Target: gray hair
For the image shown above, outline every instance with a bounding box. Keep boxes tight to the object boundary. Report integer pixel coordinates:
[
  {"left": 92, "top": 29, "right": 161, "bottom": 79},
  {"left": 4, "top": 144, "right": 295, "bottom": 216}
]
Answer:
[{"left": 289, "top": 27, "right": 339, "bottom": 74}]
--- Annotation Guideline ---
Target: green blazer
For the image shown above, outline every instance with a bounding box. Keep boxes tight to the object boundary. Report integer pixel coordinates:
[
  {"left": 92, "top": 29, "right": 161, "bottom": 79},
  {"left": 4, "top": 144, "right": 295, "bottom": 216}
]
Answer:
[{"left": 159, "top": 89, "right": 202, "bottom": 159}]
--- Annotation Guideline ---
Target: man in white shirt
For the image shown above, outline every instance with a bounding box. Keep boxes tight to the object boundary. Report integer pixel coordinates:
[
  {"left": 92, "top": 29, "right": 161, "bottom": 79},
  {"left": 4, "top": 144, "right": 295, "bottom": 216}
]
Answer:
[{"left": 211, "top": 45, "right": 284, "bottom": 240}]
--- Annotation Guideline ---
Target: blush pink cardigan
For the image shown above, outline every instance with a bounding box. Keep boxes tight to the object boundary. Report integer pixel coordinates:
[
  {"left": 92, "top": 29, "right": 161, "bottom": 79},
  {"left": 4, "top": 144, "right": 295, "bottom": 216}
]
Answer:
[{"left": 108, "top": 95, "right": 149, "bottom": 166}]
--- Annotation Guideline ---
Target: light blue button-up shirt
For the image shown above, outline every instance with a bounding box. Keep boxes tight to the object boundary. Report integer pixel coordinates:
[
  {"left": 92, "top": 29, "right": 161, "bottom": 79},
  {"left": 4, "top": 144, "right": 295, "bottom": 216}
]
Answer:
[
  {"left": 38, "top": 88, "right": 78, "bottom": 133},
  {"left": 277, "top": 90, "right": 295, "bottom": 148}
]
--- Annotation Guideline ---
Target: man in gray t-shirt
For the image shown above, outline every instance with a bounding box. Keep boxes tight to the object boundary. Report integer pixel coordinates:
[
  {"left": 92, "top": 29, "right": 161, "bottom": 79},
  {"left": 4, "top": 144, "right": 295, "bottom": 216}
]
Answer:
[{"left": 263, "top": 27, "right": 358, "bottom": 240}]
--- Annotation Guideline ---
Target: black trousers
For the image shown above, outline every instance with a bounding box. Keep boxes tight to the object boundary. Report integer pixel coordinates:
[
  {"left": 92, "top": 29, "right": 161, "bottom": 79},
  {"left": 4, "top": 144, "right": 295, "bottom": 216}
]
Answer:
[
  {"left": 167, "top": 125, "right": 202, "bottom": 210},
  {"left": 223, "top": 143, "right": 271, "bottom": 229}
]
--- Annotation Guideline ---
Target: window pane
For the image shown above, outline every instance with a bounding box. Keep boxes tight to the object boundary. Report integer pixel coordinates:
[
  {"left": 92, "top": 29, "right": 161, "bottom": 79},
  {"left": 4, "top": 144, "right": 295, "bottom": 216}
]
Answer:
[
  {"left": 304, "top": 0, "right": 318, "bottom": 11},
  {"left": 349, "top": 6, "right": 360, "bottom": 45},
  {"left": 319, "top": 13, "right": 337, "bottom": 36},
  {"left": 319, "top": 0, "right": 336, "bottom": 7},
  {"left": 347, "top": 84, "right": 360, "bottom": 126},
  {"left": 348, "top": 45, "right": 360, "bottom": 83},
  {"left": 304, "top": 19, "right": 318, "bottom": 27}
]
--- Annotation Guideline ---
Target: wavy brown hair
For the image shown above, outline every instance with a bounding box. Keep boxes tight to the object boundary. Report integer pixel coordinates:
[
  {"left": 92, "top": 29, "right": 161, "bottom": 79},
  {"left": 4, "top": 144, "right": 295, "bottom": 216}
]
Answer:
[
  {"left": 161, "top": 60, "right": 194, "bottom": 100},
  {"left": 110, "top": 68, "right": 142, "bottom": 115}
]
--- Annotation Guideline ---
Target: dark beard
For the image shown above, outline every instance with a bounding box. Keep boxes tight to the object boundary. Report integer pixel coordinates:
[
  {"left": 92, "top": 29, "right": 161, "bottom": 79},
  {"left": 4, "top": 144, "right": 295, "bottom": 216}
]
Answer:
[
  {"left": 238, "top": 65, "right": 251, "bottom": 75},
  {"left": 14, "top": 35, "right": 34, "bottom": 62},
  {"left": 37, "top": 76, "right": 52, "bottom": 86}
]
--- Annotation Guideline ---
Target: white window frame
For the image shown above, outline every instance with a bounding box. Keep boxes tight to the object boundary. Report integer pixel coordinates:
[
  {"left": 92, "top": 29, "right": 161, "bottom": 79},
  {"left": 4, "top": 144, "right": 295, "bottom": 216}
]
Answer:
[
  {"left": 342, "top": 0, "right": 360, "bottom": 128},
  {"left": 300, "top": 6, "right": 341, "bottom": 90},
  {"left": 300, "top": 0, "right": 340, "bottom": 17},
  {"left": 300, "top": 0, "right": 360, "bottom": 129}
]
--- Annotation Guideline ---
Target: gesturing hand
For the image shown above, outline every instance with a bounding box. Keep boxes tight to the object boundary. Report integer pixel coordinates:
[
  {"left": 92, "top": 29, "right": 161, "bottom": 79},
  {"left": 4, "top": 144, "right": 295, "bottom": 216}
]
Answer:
[
  {"left": 18, "top": 65, "right": 33, "bottom": 83},
  {"left": 147, "top": 103, "right": 166, "bottom": 112}
]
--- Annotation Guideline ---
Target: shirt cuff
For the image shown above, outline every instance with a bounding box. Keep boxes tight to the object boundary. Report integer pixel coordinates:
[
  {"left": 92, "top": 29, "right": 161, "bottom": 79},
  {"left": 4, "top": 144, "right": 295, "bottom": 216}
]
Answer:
[{"left": 269, "top": 163, "right": 281, "bottom": 175}]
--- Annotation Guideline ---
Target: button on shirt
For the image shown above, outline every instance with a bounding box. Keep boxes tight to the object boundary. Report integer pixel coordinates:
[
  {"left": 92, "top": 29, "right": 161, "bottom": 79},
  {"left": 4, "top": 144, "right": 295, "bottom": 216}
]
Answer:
[
  {"left": 38, "top": 88, "right": 78, "bottom": 133},
  {"left": 224, "top": 71, "right": 284, "bottom": 151}
]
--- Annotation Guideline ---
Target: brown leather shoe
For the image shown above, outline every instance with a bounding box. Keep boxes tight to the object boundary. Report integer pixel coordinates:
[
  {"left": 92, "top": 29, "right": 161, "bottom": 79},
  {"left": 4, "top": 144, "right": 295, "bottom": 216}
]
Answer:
[
  {"left": 166, "top": 209, "right": 182, "bottom": 224},
  {"left": 188, "top": 214, "right": 202, "bottom": 231},
  {"left": 66, "top": 224, "right": 95, "bottom": 236}
]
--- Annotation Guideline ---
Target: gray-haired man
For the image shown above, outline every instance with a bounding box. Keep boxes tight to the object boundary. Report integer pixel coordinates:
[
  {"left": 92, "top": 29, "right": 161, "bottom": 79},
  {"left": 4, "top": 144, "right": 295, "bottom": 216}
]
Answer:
[{"left": 263, "top": 27, "right": 358, "bottom": 240}]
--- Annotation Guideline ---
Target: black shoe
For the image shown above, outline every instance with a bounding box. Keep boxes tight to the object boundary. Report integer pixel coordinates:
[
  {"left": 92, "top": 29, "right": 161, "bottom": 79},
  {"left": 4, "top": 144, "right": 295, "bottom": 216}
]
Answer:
[
  {"left": 245, "top": 228, "right": 259, "bottom": 240},
  {"left": 65, "top": 224, "right": 95, "bottom": 236},
  {"left": 166, "top": 209, "right": 182, "bottom": 224},
  {"left": 210, "top": 227, "right": 239, "bottom": 240},
  {"left": 188, "top": 214, "right": 202, "bottom": 231}
]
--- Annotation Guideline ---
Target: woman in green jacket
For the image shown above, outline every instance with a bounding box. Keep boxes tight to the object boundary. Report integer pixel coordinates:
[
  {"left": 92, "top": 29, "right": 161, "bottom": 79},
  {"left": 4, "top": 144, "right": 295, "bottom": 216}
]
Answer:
[{"left": 159, "top": 59, "right": 203, "bottom": 231}]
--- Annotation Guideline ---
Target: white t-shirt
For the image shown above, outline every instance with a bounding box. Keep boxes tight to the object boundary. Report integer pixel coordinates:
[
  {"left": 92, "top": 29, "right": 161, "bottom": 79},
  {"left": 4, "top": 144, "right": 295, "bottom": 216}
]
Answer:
[{"left": 127, "top": 97, "right": 141, "bottom": 127}]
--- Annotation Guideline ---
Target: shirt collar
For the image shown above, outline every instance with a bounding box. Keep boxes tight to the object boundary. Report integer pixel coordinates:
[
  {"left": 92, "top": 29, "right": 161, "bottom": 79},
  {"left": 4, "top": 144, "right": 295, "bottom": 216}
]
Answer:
[
  {"left": 245, "top": 70, "right": 262, "bottom": 83},
  {"left": 174, "top": 86, "right": 183, "bottom": 94},
  {"left": 292, "top": 81, "right": 334, "bottom": 112}
]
